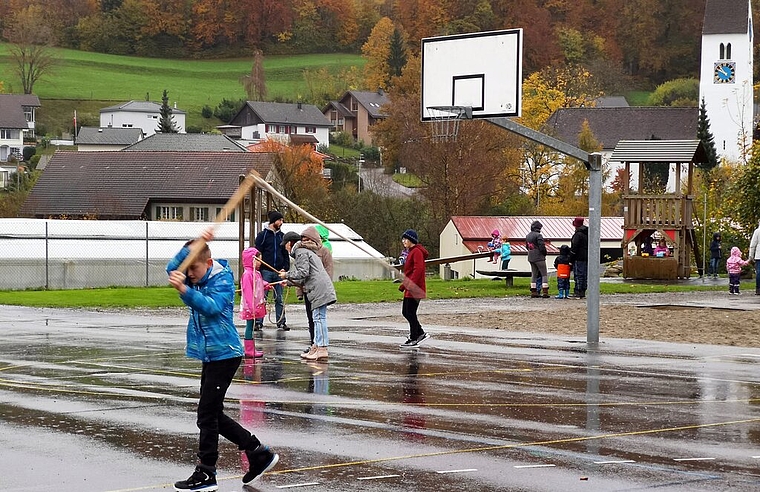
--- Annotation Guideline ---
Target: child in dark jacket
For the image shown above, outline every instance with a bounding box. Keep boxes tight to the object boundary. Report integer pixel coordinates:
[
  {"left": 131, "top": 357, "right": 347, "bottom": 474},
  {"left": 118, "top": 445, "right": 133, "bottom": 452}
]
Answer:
[
  {"left": 554, "top": 245, "right": 573, "bottom": 299},
  {"left": 709, "top": 232, "right": 722, "bottom": 278},
  {"left": 167, "top": 228, "right": 278, "bottom": 491}
]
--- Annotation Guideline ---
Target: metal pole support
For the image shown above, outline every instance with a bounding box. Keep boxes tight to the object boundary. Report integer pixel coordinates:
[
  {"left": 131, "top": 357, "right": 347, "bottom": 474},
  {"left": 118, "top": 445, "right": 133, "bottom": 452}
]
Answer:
[{"left": 586, "top": 153, "right": 602, "bottom": 347}]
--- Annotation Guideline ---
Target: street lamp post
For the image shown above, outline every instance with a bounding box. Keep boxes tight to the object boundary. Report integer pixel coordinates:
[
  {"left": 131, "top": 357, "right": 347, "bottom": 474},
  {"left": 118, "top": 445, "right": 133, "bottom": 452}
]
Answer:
[{"left": 358, "top": 153, "right": 364, "bottom": 192}]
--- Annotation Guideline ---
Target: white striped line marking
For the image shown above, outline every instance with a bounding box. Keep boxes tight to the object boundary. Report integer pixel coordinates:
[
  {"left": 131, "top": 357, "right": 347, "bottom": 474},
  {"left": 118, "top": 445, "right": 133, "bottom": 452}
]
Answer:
[
  {"left": 594, "top": 460, "right": 636, "bottom": 464},
  {"left": 514, "top": 464, "right": 556, "bottom": 469},
  {"left": 357, "top": 474, "right": 401, "bottom": 481},
  {"left": 275, "top": 482, "right": 320, "bottom": 489},
  {"left": 435, "top": 468, "right": 478, "bottom": 474},
  {"left": 673, "top": 457, "right": 715, "bottom": 462},
  {"left": 752, "top": 455, "right": 760, "bottom": 459}
]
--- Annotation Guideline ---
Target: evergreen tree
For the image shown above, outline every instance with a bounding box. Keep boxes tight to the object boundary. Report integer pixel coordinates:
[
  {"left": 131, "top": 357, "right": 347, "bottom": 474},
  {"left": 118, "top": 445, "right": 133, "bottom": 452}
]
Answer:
[
  {"left": 387, "top": 28, "right": 407, "bottom": 81},
  {"left": 696, "top": 97, "right": 719, "bottom": 172},
  {"left": 157, "top": 89, "right": 178, "bottom": 133}
]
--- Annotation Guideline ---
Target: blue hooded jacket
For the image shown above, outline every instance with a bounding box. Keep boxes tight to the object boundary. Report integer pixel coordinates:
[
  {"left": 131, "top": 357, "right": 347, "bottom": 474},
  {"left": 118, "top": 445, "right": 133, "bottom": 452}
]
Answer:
[{"left": 166, "top": 246, "right": 244, "bottom": 362}]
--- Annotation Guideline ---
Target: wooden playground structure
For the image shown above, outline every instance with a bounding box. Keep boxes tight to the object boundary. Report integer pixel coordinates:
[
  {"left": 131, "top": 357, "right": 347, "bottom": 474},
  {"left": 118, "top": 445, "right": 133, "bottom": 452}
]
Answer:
[{"left": 612, "top": 140, "right": 707, "bottom": 280}]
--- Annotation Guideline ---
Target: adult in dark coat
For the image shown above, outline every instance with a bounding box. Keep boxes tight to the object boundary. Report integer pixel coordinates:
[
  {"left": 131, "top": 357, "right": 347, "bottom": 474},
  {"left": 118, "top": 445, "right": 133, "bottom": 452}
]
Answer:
[
  {"left": 526, "top": 220, "right": 549, "bottom": 298},
  {"left": 569, "top": 217, "right": 588, "bottom": 299},
  {"left": 254, "top": 210, "right": 290, "bottom": 329}
]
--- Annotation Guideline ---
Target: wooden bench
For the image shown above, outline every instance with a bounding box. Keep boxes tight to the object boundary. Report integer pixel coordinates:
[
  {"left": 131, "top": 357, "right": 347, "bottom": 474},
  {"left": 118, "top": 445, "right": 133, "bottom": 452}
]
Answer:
[{"left": 476, "top": 269, "right": 533, "bottom": 287}]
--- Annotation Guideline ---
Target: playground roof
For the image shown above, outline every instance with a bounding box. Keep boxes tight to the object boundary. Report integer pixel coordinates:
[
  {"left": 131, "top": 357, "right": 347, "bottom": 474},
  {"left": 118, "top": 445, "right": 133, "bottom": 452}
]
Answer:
[{"left": 610, "top": 140, "right": 708, "bottom": 163}]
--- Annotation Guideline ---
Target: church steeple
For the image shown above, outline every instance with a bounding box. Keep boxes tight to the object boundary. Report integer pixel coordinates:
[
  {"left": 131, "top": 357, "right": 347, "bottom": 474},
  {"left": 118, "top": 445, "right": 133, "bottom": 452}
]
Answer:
[{"left": 699, "top": 0, "right": 754, "bottom": 163}]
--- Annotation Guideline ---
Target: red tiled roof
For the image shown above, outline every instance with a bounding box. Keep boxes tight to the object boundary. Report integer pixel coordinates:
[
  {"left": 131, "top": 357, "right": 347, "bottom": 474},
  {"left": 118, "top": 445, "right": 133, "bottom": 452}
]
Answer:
[{"left": 451, "top": 216, "right": 623, "bottom": 254}]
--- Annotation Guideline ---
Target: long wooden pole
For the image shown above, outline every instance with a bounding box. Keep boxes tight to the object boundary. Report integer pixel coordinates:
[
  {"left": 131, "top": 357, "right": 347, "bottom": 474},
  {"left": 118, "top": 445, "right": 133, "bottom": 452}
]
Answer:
[
  {"left": 177, "top": 171, "right": 260, "bottom": 272},
  {"left": 251, "top": 174, "right": 400, "bottom": 277}
]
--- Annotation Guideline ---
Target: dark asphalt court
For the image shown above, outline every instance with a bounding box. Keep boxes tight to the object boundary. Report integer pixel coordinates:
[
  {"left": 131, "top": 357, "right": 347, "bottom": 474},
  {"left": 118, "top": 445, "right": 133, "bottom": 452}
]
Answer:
[{"left": 2, "top": 298, "right": 760, "bottom": 491}]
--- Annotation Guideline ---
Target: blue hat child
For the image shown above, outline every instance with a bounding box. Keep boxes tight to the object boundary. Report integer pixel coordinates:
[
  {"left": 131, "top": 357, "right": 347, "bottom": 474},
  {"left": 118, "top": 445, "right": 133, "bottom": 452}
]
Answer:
[{"left": 401, "top": 229, "right": 419, "bottom": 244}]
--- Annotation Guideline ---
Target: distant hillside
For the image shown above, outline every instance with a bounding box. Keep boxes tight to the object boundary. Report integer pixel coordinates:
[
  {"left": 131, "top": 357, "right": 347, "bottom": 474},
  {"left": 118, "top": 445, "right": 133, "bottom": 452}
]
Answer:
[{"left": 0, "top": 45, "right": 364, "bottom": 137}]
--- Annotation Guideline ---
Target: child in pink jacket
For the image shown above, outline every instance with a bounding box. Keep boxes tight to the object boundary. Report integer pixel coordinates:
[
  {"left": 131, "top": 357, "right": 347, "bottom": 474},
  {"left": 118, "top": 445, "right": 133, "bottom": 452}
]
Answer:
[
  {"left": 240, "top": 247, "right": 272, "bottom": 357},
  {"left": 726, "top": 246, "right": 750, "bottom": 295}
]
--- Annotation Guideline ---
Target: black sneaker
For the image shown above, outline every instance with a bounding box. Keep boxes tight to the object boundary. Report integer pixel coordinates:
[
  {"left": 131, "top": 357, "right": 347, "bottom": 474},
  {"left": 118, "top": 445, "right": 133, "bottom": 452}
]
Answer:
[
  {"left": 254, "top": 322, "right": 263, "bottom": 332},
  {"left": 399, "top": 338, "right": 416, "bottom": 348},
  {"left": 277, "top": 323, "right": 290, "bottom": 331},
  {"left": 174, "top": 465, "right": 217, "bottom": 492},
  {"left": 243, "top": 445, "right": 279, "bottom": 485},
  {"left": 415, "top": 332, "right": 430, "bottom": 345}
]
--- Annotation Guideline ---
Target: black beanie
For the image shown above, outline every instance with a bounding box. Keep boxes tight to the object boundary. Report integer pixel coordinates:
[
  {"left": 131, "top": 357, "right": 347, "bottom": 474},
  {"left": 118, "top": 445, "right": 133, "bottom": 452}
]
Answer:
[{"left": 267, "top": 210, "right": 284, "bottom": 223}]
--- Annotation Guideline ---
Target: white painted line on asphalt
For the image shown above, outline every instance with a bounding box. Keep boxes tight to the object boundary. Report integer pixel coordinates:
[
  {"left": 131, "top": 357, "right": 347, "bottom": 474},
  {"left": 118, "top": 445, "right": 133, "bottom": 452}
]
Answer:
[
  {"left": 275, "top": 482, "right": 320, "bottom": 489},
  {"left": 593, "top": 459, "right": 636, "bottom": 464},
  {"left": 435, "top": 468, "right": 478, "bottom": 474},
  {"left": 673, "top": 457, "right": 715, "bottom": 462},
  {"left": 514, "top": 464, "right": 556, "bottom": 469},
  {"left": 752, "top": 455, "right": 760, "bottom": 459},
  {"left": 357, "top": 474, "right": 401, "bottom": 480}
]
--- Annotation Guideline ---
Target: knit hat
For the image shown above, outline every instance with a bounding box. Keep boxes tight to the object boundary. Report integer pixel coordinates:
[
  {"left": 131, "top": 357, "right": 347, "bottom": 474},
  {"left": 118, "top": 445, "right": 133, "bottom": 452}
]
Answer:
[
  {"left": 280, "top": 231, "right": 300, "bottom": 246},
  {"left": 572, "top": 217, "right": 584, "bottom": 228},
  {"left": 530, "top": 220, "right": 543, "bottom": 232},
  {"left": 267, "top": 210, "right": 284, "bottom": 223},
  {"left": 401, "top": 229, "right": 419, "bottom": 244}
]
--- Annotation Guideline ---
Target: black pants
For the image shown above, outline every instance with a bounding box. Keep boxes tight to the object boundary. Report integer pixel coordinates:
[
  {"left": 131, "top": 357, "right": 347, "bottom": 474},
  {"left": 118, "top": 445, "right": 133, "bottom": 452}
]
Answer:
[
  {"left": 402, "top": 297, "right": 424, "bottom": 339},
  {"left": 197, "top": 357, "right": 260, "bottom": 467},
  {"left": 304, "top": 293, "right": 315, "bottom": 344}
]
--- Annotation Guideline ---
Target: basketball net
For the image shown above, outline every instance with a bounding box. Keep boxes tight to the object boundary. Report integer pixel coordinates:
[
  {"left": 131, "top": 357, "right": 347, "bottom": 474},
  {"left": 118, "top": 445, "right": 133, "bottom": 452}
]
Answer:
[{"left": 425, "top": 106, "right": 471, "bottom": 143}]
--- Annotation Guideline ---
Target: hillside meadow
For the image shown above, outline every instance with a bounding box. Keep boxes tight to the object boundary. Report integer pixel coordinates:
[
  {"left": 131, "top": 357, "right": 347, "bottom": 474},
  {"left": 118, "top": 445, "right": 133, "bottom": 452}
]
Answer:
[{"left": 0, "top": 44, "right": 364, "bottom": 134}]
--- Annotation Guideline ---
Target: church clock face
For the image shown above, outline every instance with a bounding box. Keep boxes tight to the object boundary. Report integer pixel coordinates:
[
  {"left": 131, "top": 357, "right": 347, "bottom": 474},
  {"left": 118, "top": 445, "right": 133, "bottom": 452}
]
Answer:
[{"left": 713, "top": 61, "right": 736, "bottom": 83}]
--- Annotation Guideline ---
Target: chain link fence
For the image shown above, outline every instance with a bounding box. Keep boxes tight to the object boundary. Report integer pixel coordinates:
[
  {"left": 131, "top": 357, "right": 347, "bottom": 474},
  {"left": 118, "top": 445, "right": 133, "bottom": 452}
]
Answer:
[{"left": 0, "top": 219, "right": 388, "bottom": 290}]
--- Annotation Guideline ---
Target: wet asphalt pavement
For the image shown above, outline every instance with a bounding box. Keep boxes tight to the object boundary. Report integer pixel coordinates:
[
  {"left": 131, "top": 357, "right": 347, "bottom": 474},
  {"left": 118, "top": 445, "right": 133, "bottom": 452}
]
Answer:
[{"left": 2, "top": 296, "right": 760, "bottom": 492}]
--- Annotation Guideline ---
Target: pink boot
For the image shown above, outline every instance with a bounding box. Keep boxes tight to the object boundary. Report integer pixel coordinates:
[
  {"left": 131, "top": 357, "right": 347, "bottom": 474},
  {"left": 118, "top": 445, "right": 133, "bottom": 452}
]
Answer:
[{"left": 244, "top": 339, "right": 264, "bottom": 358}]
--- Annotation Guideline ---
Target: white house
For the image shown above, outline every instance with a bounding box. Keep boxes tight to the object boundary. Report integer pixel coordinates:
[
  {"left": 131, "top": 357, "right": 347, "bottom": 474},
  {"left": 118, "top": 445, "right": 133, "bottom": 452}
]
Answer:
[
  {"left": 225, "top": 101, "right": 332, "bottom": 148},
  {"left": 699, "top": 0, "right": 754, "bottom": 163},
  {"left": 100, "top": 100, "right": 187, "bottom": 137}
]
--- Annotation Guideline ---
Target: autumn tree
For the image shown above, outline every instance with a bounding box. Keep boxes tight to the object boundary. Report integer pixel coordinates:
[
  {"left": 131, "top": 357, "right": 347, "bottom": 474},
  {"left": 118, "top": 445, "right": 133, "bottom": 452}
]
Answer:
[
  {"left": 518, "top": 66, "right": 602, "bottom": 211},
  {"left": 4, "top": 5, "right": 58, "bottom": 94},
  {"left": 239, "top": 50, "right": 267, "bottom": 101},
  {"left": 258, "top": 140, "right": 331, "bottom": 219},
  {"left": 156, "top": 90, "right": 178, "bottom": 133},
  {"left": 362, "top": 17, "right": 395, "bottom": 90},
  {"left": 372, "top": 55, "right": 520, "bottom": 231}
]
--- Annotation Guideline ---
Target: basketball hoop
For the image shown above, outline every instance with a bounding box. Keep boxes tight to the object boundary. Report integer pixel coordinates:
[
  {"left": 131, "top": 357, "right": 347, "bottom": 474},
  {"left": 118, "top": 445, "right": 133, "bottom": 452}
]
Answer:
[{"left": 425, "top": 106, "right": 472, "bottom": 143}]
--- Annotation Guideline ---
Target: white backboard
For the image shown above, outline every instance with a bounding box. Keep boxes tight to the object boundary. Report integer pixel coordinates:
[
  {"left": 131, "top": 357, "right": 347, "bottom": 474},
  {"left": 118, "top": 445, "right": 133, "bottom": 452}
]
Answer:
[{"left": 421, "top": 29, "right": 523, "bottom": 120}]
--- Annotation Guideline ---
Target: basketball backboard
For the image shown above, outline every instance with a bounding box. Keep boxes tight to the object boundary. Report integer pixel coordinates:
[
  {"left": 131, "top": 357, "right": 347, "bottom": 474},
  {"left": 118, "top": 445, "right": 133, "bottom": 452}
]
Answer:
[{"left": 421, "top": 29, "right": 523, "bottom": 121}]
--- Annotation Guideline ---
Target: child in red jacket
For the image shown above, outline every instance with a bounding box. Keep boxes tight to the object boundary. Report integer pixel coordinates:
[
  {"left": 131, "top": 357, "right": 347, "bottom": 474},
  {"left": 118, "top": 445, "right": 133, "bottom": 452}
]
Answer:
[{"left": 399, "top": 229, "right": 430, "bottom": 348}]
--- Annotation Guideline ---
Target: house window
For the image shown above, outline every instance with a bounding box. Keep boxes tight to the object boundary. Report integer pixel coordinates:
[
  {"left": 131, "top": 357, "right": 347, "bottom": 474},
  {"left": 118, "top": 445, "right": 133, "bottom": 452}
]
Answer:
[
  {"left": 10, "top": 148, "right": 21, "bottom": 159},
  {"left": 190, "top": 206, "right": 209, "bottom": 222},
  {"left": 148, "top": 115, "right": 157, "bottom": 119},
  {"left": 265, "top": 124, "right": 271, "bottom": 133},
  {"left": 0, "top": 130, "right": 14, "bottom": 139},
  {"left": 305, "top": 126, "right": 316, "bottom": 133},
  {"left": 351, "top": 100, "right": 358, "bottom": 111},
  {"left": 215, "top": 208, "right": 235, "bottom": 222},
  {"left": 726, "top": 43, "right": 732, "bottom": 59},
  {"left": 121, "top": 124, "right": 133, "bottom": 128},
  {"left": 24, "top": 108, "right": 33, "bottom": 122},
  {"left": 156, "top": 206, "right": 183, "bottom": 221},
  {"left": 0, "top": 171, "right": 7, "bottom": 189}
]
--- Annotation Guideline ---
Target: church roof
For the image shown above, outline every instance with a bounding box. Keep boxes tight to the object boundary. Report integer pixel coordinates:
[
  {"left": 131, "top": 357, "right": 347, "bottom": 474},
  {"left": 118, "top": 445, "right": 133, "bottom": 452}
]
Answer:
[{"left": 703, "top": 0, "right": 750, "bottom": 34}]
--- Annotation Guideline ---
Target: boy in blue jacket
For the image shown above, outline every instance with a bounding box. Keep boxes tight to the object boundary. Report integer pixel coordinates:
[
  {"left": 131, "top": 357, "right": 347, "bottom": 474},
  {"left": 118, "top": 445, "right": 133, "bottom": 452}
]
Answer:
[{"left": 167, "top": 228, "right": 278, "bottom": 491}]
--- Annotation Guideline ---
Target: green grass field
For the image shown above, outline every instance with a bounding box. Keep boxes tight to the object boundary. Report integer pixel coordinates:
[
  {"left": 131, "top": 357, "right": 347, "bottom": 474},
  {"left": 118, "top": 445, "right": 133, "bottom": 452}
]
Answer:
[
  {"left": 0, "top": 44, "right": 364, "bottom": 133},
  {"left": 0, "top": 278, "right": 725, "bottom": 309}
]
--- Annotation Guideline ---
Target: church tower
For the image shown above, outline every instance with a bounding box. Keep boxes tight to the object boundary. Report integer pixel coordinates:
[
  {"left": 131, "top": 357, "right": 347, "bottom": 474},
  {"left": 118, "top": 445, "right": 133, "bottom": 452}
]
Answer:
[{"left": 699, "top": 0, "right": 754, "bottom": 163}]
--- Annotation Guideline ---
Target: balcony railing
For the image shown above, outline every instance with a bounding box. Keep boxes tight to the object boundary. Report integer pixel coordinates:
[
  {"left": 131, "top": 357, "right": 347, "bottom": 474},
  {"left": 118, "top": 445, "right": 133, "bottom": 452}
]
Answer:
[{"left": 623, "top": 195, "right": 693, "bottom": 229}]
